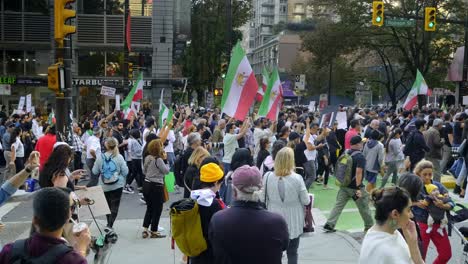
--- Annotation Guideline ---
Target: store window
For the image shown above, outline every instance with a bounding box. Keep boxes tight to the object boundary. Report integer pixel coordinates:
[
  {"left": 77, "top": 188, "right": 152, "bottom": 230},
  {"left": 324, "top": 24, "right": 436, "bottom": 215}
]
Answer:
[
  {"left": 78, "top": 51, "right": 105, "bottom": 76},
  {"left": 130, "top": 0, "right": 152, "bottom": 16},
  {"left": 6, "top": 51, "right": 24, "bottom": 75},
  {"left": 78, "top": 0, "right": 104, "bottom": 14},
  {"left": 4, "top": 0, "right": 22, "bottom": 12},
  {"left": 106, "top": 52, "right": 123, "bottom": 77},
  {"left": 24, "top": 0, "right": 48, "bottom": 13},
  {"left": 25, "top": 51, "right": 49, "bottom": 76},
  {"left": 106, "top": 0, "right": 124, "bottom": 15},
  {"left": 129, "top": 52, "right": 152, "bottom": 77}
]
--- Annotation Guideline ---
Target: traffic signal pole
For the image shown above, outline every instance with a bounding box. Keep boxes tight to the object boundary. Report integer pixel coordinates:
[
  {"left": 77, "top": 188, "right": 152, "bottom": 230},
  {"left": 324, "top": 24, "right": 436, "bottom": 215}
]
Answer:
[{"left": 55, "top": 35, "right": 73, "bottom": 143}]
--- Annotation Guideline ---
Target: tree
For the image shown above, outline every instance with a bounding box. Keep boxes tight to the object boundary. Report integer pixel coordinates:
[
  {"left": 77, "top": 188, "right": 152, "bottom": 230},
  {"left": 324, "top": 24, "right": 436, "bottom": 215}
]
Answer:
[
  {"left": 300, "top": 0, "right": 464, "bottom": 106},
  {"left": 180, "top": 0, "right": 252, "bottom": 104}
]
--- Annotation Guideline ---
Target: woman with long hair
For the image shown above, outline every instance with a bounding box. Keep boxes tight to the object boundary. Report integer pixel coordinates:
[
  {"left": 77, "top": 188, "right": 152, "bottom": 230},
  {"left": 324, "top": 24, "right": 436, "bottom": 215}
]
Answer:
[
  {"left": 183, "top": 146, "right": 210, "bottom": 198},
  {"left": 142, "top": 139, "right": 169, "bottom": 238},
  {"left": 381, "top": 128, "right": 404, "bottom": 188},
  {"left": 224, "top": 148, "right": 254, "bottom": 205},
  {"left": 92, "top": 137, "right": 129, "bottom": 228},
  {"left": 315, "top": 127, "right": 331, "bottom": 189},
  {"left": 256, "top": 138, "right": 270, "bottom": 169},
  {"left": 9, "top": 127, "right": 25, "bottom": 173},
  {"left": 260, "top": 147, "right": 309, "bottom": 264},
  {"left": 39, "top": 143, "right": 87, "bottom": 190},
  {"left": 359, "top": 187, "right": 424, "bottom": 264},
  {"left": 412, "top": 159, "right": 453, "bottom": 263}
]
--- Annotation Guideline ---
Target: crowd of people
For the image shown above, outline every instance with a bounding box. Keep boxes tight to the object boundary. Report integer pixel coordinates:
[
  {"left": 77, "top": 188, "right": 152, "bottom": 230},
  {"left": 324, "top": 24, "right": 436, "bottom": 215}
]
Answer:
[{"left": 0, "top": 102, "right": 465, "bottom": 263}]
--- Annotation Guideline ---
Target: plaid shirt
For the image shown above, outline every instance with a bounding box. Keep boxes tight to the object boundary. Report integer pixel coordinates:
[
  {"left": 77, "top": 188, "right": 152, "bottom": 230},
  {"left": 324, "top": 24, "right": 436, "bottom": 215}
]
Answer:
[{"left": 72, "top": 133, "right": 84, "bottom": 153}]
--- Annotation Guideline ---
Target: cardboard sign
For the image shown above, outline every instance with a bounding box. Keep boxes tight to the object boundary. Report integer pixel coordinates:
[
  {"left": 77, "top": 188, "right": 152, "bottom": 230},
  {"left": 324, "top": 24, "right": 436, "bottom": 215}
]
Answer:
[
  {"left": 336, "top": 111, "right": 347, "bottom": 130},
  {"left": 75, "top": 186, "right": 111, "bottom": 219},
  {"left": 18, "top": 96, "right": 25, "bottom": 111},
  {"left": 308, "top": 101, "right": 316, "bottom": 112},
  {"left": 100, "top": 86, "right": 116, "bottom": 97},
  {"left": 320, "top": 112, "right": 334, "bottom": 128},
  {"left": 26, "top": 94, "right": 32, "bottom": 113},
  {"left": 115, "top": 95, "right": 121, "bottom": 111}
]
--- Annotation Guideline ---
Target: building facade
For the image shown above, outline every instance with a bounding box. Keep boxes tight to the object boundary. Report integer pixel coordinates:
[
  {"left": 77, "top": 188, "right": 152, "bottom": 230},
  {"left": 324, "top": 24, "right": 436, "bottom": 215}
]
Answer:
[{"left": 0, "top": 0, "right": 190, "bottom": 116}]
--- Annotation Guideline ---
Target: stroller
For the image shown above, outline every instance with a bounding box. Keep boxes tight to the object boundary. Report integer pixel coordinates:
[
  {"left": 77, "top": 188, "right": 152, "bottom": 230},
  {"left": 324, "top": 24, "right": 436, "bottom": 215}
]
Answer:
[{"left": 449, "top": 203, "right": 468, "bottom": 263}]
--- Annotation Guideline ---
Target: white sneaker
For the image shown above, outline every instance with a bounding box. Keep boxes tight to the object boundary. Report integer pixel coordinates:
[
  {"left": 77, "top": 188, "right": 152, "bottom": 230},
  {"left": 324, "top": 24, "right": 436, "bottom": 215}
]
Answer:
[
  {"left": 123, "top": 186, "right": 134, "bottom": 194},
  {"left": 158, "top": 226, "right": 165, "bottom": 232},
  {"left": 139, "top": 197, "right": 146, "bottom": 204}
]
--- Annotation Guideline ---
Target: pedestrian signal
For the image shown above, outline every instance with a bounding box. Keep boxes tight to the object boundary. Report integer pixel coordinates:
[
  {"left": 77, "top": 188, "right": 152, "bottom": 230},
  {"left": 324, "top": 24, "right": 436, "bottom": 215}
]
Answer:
[{"left": 221, "top": 63, "right": 228, "bottom": 79}]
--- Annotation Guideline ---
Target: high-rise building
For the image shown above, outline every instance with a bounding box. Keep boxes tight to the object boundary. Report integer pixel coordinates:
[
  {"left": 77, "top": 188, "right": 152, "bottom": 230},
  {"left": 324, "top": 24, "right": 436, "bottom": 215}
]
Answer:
[{"left": 0, "top": 0, "right": 190, "bottom": 115}]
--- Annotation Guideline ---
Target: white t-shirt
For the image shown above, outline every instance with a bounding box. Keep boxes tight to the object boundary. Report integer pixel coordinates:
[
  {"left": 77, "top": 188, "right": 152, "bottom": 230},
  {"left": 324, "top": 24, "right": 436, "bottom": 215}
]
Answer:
[
  {"left": 223, "top": 133, "right": 238, "bottom": 164},
  {"left": 13, "top": 137, "right": 24, "bottom": 158},
  {"left": 359, "top": 227, "right": 412, "bottom": 264},
  {"left": 142, "top": 127, "right": 157, "bottom": 147},
  {"left": 85, "top": 135, "right": 101, "bottom": 159},
  {"left": 303, "top": 134, "right": 318, "bottom": 161}
]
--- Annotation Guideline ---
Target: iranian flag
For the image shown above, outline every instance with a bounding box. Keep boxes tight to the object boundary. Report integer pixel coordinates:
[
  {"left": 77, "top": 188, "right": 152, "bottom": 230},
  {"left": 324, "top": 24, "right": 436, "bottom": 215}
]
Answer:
[
  {"left": 403, "top": 70, "right": 429, "bottom": 110},
  {"left": 256, "top": 67, "right": 269, "bottom": 102},
  {"left": 221, "top": 43, "right": 258, "bottom": 121},
  {"left": 122, "top": 73, "right": 143, "bottom": 118},
  {"left": 159, "top": 89, "right": 173, "bottom": 127},
  {"left": 258, "top": 68, "right": 283, "bottom": 121}
]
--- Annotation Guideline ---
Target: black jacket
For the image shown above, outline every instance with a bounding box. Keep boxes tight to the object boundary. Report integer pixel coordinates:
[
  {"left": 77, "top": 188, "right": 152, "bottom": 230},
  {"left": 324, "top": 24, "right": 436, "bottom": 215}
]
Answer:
[
  {"left": 408, "top": 130, "right": 430, "bottom": 160},
  {"left": 209, "top": 201, "right": 289, "bottom": 264}
]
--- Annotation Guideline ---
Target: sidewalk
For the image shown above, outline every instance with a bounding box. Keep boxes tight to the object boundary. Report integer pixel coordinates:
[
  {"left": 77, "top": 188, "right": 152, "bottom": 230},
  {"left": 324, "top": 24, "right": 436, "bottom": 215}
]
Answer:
[{"left": 85, "top": 217, "right": 361, "bottom": 264}]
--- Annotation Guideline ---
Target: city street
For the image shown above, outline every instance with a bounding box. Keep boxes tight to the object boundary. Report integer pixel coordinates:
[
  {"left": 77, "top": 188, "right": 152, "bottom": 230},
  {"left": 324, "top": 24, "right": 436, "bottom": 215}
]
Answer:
[{"left": 0, "top": 172, "right": 465, "bottom": 263}]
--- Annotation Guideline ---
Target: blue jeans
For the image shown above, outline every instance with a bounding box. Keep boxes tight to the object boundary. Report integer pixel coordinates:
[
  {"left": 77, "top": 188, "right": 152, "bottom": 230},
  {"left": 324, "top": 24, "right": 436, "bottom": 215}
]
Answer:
[{"left": 167, "top": 152, "right": 175, "bottom": 171}]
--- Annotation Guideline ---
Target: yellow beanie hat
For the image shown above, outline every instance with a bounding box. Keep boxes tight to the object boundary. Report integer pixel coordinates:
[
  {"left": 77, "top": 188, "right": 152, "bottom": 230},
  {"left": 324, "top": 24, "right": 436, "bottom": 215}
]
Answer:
[
  {"left": 200, "top": 163, "right": 224, "bottom": 183},
  {"left": 425, "top": 184, "right": 438, "bottom": 194}
]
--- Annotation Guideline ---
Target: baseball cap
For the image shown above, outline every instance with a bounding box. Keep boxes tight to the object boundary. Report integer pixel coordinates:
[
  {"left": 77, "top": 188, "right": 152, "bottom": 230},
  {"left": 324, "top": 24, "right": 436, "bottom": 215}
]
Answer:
[{"left": 232, "top": 165, "right": 262, "bottom": 193}]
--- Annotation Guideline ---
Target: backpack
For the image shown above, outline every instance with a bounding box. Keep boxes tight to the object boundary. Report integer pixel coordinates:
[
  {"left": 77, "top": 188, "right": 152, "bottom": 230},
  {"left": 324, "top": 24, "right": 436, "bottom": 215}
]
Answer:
[
  {"left": 10, "top": 239, "right": 73, "bottom": 264},
  {"left": 170, "top": 199, "right": 207, "bottom": 257},
  {"left": 335, "top": 150, "right": 361, "bottom": 187},
  {"left": 101, "top": 154, "right": 119, "bottom": 185},
  {"left": 403, "top": 132, "right": 414, "bottom": 157},
  {"left": 173, "top": 152, "right": 185, "bottom": 187}
]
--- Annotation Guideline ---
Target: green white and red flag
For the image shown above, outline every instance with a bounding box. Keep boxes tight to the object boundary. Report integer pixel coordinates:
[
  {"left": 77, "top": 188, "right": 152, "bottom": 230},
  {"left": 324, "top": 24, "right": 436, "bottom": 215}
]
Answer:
[
  {"left": 221, "top": 43, "right": 258, "bottom": 121},
  {"left": 258, "top": 68, "right": 283, "bottom": 121},
  {"left": 256, "top": 67, "right": 269, "bottom": 102},
  {"left": 403, "top": 70, "right": 429, "bottom": 110},
  {"left": 122, "top": 73, "right": 143, "bottom": 119}
]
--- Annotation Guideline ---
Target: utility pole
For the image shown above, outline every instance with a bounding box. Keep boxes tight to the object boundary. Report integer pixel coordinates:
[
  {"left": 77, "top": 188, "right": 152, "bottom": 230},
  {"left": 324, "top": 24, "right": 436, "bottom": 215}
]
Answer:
[{"left": 124, "top": 0, "right": 130, "bottom": 94}]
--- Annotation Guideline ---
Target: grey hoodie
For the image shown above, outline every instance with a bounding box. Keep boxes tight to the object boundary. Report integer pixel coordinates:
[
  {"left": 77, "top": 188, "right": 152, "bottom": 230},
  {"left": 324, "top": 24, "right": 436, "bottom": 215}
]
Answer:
[{"left": 363, "top": 140, "right": 385, "bottom": 173}]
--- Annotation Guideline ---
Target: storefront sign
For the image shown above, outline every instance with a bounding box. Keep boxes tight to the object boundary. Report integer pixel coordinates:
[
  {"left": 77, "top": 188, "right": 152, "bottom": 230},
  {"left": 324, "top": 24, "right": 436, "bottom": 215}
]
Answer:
[
  {"left": 100, "top": 86, "right": 116, "bottom": 97},
  {"left": 0, "top": 76, "right": 16, "bottom": 85},
  {"left": 73, "top": 78, "right": 152, "bottom": 88}
]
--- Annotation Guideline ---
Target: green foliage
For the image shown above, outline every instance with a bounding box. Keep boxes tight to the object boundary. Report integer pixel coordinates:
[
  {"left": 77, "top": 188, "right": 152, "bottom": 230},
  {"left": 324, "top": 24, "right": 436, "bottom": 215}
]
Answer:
[
  {"left": 298, "top": 0, "right": 465, "bottom": 106},
  {"left": 180, "top": 0, "right": 252, "bottom": 103}
]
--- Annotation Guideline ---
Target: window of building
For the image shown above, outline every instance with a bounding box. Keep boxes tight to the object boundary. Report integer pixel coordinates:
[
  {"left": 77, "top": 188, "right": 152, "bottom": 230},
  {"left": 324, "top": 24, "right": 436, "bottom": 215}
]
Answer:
[
  {"left": 4, "top": 0, "right": 22, "bottom": 12},
  {"left": 129, "top": 0, "right": 152, "bottom": 16},
  {"left": 280, "top": 5, "right": 287, "bottom": 14},
  {"left": 78, "top": 51, "right": 105, "bottom": 76},
  {"left": 24, "top": 0, "right": 48, "bottom": 13},
  {"left": 294, "top": 4, "right": 304, "bottom": 13},
  {"left": 6, "top": 51, "right": 24, "bottom": 75},
  {"left": 78, "top": 0, "right": 104, "bottom": 14},
  {"left": 129, "top": 52, "right": 152, "bottom": 77},
  {"left": 106, "top": 52, "right": 123, "bottom": 77},
  {"left": 106, "top": 0, "right": 124, "bottom": 15},
  {"left": 25, "top": 51, "right": 49, "bottom": 76}
]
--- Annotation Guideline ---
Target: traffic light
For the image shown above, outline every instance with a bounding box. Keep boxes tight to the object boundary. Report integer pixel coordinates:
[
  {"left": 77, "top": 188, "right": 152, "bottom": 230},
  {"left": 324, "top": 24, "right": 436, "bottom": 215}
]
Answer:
[
  {"left": 425, "top": 7, "right": 436, "bottom": 32},
  {"left": 214, "top": 88, "right": 223, "bottom": 97},
  {"left": 128, "top": 62, "right": 133, "bottom": 79},
  {"left": 221, "top": 63, "right": 228, "bottom": 79},
  {"left": 48, "top": 63, "right": 63, "bottom": 95},
  {"left": 372, "top": 1, "right": 384, "bottom": 27},
  {"left": 54, "top": 0, "right": 76, "bottom": 47}
]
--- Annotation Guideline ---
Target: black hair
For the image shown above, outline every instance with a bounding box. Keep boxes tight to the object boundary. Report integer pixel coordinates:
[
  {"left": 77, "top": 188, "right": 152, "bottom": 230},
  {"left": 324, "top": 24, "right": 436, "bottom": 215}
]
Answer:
[
  {"left": 47, "top": 125, "right": 56, "bottom": 135},
  {"left": 444, "top": 113, "right": 451, "bottom": 121},
  {"left": 397, "top": 173, "right": 423, "bottom": 202},
  {"left": 271, "top": 140, "right": 286, "bottom": 160},
  {"left": 415, "top": 119, "right": 426, "bottom": 130},
  {"left": 130, "top": 128, "right": 141, "bottom": 139},
  {"left": 9, "top": 127, "right": 22, "bottom": 145},
  {"left": 279, "top": 126, "right": 290, "bottom": 137},
  {"left": 371, "top": 187, "right": 411, "bottom": 225},
  {"left": 225, "top": 123, "right": 235, "bottom": 133},
  {"left": 83, "top": 122, "right": 91, "bottom": 131},
  {"left": 260, "top": 137, "right": 270, "bottom": 150},
  {"left": 350, "top": 119, "right": 360, "bottom": 129},
  {"left": 142, "top": 133, "right": 159, "bottom": 161},
  {"left": 145, "top": 118, "right": 155, "bottom": 128},
  {"left": 33, "top": 187, "right": 70, "bottom": 232},
  {"left": 385, "top": 128, "right": 402, "bottom": 153},
  {"left": 39, "top": 145, "right": 73, "bottom": 188},
  {"left": 231, "top": 148, "right": 254, "bottom": 171},
  {"left": 369, "top": 129, "right": 381, "bottom": 140}
]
